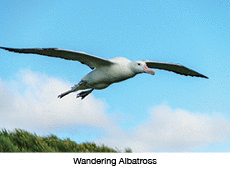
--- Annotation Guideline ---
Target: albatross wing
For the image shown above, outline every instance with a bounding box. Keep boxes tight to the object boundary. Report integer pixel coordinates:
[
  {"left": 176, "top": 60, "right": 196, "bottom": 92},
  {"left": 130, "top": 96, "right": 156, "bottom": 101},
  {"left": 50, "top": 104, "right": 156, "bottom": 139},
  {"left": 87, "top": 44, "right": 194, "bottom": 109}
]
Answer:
[
  {"left": 0, "top": 47, "right": 114, "bottom": 69},
  {"left": 145, "top": 61, "right": 208, "bottom": 79}
]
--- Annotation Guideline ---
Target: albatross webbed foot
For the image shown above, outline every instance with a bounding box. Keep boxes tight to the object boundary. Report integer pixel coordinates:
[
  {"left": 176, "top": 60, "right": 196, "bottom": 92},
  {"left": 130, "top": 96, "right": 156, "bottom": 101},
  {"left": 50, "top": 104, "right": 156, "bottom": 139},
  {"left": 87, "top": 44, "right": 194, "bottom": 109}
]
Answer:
[
  {"left": 76, "top": 89, "right": 94, "bottom": 100},
  {"left": 58, "top": 90, "right": 72, "bottom": 99}
]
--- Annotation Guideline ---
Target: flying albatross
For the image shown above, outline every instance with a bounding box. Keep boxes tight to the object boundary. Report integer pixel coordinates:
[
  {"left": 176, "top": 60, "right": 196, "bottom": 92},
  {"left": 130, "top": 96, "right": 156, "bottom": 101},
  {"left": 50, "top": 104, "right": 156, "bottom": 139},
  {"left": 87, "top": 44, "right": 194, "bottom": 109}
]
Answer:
[{"left": 0, "top": 47, "right": 208, "bottom": 99}]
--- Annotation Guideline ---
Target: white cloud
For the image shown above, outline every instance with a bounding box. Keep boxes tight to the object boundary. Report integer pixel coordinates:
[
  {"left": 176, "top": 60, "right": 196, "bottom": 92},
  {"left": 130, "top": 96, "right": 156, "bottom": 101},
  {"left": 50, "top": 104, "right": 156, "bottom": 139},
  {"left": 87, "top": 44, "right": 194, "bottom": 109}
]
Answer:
[
  {"left": 0, "top": 69, "right": 110, "bottom": 134},
  {"left": 1, "top": 69, "right": 230, "bottom": 152},
  {"left": 97, "top": 105, "right": 230, "bottom": 152}
]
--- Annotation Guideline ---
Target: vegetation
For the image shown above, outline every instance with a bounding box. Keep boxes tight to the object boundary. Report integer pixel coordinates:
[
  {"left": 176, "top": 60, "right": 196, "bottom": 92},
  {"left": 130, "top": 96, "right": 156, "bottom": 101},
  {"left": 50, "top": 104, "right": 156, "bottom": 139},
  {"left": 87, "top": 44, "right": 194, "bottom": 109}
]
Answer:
[{"left": 0, "top": 129, "right": 130, "bottom": 152}]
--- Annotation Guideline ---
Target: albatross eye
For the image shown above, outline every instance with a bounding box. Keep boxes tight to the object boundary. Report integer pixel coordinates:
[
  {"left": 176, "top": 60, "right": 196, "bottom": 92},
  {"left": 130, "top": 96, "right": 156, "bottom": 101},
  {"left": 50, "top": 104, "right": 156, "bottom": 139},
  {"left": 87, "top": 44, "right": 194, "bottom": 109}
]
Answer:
[{"left": 137, "top": 63, "right": 141, "bottom": 66}]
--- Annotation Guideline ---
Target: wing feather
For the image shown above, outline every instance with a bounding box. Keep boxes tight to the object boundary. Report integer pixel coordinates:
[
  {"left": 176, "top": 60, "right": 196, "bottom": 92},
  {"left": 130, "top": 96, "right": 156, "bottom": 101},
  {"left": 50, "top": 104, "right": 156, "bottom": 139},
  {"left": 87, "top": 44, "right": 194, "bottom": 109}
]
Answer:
[
  {"left": 145, "top": 61, "right": 208, "bottom": 78},
  {"left": 0, "top": 47, "right": 113, "bottom": 69}
]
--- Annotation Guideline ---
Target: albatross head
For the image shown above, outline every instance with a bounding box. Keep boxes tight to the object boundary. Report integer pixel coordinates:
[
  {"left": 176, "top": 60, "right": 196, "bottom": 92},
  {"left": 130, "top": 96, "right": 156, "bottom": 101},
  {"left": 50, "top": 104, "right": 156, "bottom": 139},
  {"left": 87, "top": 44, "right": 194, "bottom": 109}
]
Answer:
[{"left": 131, "top": 61, "right": 155, "bottom": 75}]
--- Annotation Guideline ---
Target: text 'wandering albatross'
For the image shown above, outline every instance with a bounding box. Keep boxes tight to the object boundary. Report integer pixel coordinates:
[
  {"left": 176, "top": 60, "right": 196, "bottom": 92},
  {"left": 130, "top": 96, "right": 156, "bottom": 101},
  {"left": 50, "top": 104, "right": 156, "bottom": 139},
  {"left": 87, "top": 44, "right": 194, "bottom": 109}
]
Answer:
[{"left": 0, "top": 47, "right": 208, "bottom": 99}]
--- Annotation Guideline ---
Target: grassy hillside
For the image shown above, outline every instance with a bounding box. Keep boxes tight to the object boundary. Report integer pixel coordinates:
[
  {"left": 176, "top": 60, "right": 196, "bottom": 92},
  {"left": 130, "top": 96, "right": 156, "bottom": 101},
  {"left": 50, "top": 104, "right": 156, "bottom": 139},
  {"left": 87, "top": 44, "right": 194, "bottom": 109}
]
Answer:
[{"left": 0, "top": 129, "right": 129, "bottom": 152}]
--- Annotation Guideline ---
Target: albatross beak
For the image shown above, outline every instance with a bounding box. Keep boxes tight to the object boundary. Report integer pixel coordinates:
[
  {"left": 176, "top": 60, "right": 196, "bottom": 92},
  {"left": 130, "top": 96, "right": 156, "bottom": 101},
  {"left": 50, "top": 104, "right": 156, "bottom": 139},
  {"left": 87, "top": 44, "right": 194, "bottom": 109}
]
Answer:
[{"left": 143, "top": 65, "right": 155, "bottom": 75}]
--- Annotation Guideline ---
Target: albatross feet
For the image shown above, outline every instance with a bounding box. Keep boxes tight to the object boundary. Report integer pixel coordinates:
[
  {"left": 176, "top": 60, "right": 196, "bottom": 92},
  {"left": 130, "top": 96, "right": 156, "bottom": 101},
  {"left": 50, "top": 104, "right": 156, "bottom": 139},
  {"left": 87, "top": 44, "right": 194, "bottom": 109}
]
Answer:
[
  {"left": 58, "top": 90, "right": 73, "bottom": 99},
  {"left": 76, "top": 89, "right": 94, "bottom": 100}
]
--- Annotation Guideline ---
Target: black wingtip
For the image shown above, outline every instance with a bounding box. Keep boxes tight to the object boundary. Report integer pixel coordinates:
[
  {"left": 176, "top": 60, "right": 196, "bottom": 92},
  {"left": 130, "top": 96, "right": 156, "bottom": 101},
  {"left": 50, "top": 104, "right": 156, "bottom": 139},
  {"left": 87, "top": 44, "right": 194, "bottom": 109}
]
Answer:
[
  {"left": 0, "top": 46, "right": 11, "bottom": 51},
  {"left": 200, "top": 74, "right": 209, "bottom": 79},
  {"left": 0, "top": 46, "right": 21, "bottom": 53},
  {"left": 0, "top": 46, "right": 60, "bottom": 55}
]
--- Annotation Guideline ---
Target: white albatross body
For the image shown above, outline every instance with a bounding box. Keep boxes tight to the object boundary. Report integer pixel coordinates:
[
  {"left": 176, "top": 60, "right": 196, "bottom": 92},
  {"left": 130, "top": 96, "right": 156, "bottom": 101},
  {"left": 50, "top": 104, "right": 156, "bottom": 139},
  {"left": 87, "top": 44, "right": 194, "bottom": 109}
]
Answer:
[
  {"left": 80, "top": 57, "right": 136, "bottom": 89},
  {"left": 0, "top": 47, "right": 208, "bottom": 99}
]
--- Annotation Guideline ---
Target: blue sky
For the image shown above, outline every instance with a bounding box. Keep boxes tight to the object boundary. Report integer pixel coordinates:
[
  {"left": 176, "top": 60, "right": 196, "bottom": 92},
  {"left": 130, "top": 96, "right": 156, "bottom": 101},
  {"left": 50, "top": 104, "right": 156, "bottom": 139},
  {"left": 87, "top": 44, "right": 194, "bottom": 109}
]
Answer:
[{"left": 0, "top": 0, "right": 229, "bottom": 152}]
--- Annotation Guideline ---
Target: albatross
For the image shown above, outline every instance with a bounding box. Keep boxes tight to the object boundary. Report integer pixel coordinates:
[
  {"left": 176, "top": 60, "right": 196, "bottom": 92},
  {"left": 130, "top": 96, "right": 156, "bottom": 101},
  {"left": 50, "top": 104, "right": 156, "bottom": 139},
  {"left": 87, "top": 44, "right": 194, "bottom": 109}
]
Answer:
[{"left": 0, "top": 47, "right": 208, "bottom": 99}]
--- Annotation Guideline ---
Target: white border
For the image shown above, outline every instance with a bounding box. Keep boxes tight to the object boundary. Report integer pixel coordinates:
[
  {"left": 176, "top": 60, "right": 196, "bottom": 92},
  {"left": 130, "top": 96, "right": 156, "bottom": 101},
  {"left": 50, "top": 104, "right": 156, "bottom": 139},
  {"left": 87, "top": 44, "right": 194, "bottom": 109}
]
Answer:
[{"left": 0, "top": 153, "right": 229, "bottom": 168}]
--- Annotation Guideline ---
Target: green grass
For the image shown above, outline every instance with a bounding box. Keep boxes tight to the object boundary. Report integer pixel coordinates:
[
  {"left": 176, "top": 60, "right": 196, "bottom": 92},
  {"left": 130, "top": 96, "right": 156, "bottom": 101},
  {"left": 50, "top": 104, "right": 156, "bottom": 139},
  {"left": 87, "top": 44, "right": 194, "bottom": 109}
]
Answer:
[{"left": 0, "top": 128, "right": 131, "bottom": 152}]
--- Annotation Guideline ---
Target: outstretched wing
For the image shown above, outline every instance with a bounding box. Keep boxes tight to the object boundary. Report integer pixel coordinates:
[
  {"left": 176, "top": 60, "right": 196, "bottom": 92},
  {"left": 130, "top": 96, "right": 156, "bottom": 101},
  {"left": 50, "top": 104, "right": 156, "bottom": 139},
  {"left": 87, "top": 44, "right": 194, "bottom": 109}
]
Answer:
[
  {"left": 145, "top": 60, "right": 208, "bottom": 79},
  {"left": 0, "top": 47, "right": 114, "bottom": 69}
]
